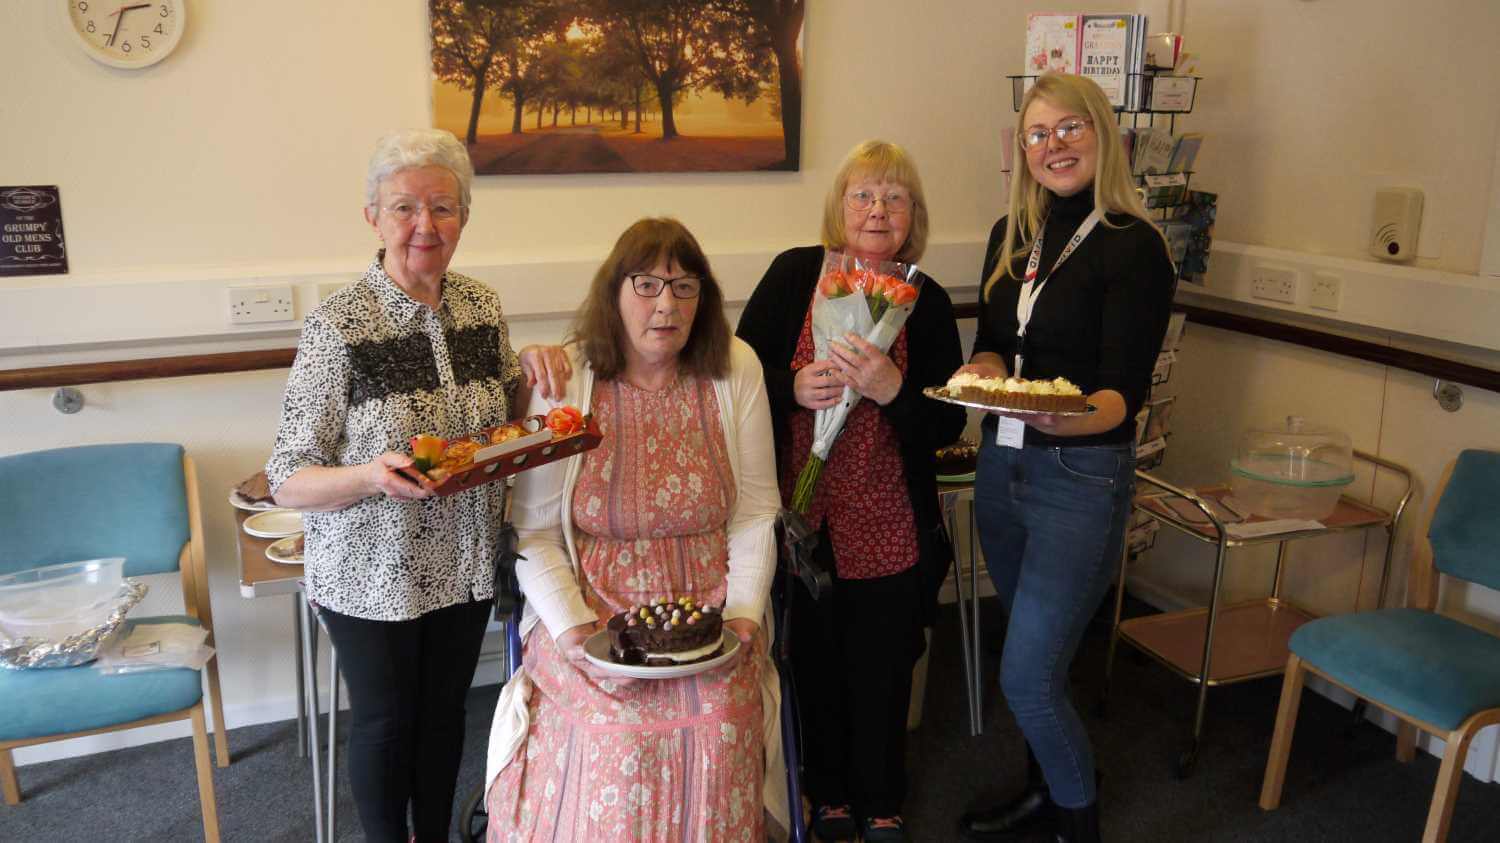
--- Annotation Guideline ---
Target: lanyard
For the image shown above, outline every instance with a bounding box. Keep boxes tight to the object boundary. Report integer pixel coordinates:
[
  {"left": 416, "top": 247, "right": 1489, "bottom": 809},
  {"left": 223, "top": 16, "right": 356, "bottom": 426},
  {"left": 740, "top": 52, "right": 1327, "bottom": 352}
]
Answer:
[{"left": 1014, "top": 208, "right": 1103, "bottom": 376}]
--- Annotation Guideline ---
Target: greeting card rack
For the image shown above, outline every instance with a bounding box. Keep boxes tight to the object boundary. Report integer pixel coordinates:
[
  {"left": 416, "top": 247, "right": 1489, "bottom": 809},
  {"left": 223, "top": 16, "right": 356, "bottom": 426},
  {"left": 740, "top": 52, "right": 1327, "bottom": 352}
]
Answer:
[{"left": 1005, "top": 72, "right": 1201, "bottom": 127}]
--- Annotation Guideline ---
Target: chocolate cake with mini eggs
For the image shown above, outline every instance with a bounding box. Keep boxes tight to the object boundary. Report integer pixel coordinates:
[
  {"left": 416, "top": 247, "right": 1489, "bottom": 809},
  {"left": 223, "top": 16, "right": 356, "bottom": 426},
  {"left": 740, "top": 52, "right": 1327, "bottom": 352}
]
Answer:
[{"left": 606, "top": 596, "right": 724, "bottom": 666}]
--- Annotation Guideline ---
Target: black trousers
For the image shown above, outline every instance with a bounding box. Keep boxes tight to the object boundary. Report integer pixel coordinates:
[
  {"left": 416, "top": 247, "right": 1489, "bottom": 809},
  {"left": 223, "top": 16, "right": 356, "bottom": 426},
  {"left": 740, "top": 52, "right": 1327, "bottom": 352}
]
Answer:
[
  {"left": 319, "top": 598, "right": 492, "bottom": 843},
  {"left": 789, "top": 555, "right": 924, "bottom": 820}
]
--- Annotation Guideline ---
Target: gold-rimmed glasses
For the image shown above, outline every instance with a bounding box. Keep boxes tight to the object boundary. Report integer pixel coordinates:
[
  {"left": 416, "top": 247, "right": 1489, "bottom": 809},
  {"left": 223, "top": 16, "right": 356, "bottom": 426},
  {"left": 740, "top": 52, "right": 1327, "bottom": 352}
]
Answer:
[
  {"left": 378, "top": 198, "right": 464, "bottom": 223},
  {"left": 845, "top": 190, "right": 913, "bottom": 214},
  {"left": 1018, "top": 118, "right": 1093, "bottom": 150}
]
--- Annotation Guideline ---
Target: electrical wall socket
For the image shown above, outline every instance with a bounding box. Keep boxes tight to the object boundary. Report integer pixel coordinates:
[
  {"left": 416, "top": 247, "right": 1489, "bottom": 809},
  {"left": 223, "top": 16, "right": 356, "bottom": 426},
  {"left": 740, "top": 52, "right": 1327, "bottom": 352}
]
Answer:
[
  {"left": 1309, "top": 272, "right": 1342, "bottom": 311},
  {"left": 1250, "top": 264, "right": 1299, "bottom": 304},
  {"left": 228, "top": 284, "right": 295, "bottom": 324}
]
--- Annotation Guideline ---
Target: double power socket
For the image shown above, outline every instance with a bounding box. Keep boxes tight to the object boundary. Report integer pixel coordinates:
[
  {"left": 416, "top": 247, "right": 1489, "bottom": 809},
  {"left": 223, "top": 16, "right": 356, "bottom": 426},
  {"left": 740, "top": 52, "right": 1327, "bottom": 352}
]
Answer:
[
  {"left": 226, "top": 282, "right": 347, "bottom": 325},
  {"left": 1250, "top": 264, "right": 1342, "bottom": 312}
]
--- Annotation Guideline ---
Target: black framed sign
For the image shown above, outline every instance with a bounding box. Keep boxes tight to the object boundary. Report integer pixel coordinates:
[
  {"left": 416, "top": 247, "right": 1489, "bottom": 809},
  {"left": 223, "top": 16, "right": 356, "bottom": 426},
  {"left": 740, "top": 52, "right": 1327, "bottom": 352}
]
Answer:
[{"left": 0, "top": 186, "right": 68, "bottom": 277}]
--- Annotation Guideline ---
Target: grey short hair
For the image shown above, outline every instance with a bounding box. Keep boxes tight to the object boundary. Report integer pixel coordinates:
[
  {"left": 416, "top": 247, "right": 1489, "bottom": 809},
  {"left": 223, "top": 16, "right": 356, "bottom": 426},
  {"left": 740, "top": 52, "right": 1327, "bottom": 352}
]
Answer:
[{"left": 364, "top": 129, "right": 474, "bottom": 210}]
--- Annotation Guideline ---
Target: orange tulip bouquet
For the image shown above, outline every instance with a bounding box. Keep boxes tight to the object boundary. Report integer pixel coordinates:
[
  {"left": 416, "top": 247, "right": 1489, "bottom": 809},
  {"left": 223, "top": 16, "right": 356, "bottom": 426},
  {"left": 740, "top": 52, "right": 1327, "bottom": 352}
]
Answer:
[{"left": 789, "top": 251, "right": 924, "bottom": 513}]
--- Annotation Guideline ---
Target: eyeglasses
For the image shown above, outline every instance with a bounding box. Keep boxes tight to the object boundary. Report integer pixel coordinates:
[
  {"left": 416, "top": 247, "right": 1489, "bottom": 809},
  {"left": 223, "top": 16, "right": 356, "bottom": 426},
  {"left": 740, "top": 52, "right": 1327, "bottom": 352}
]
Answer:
[
  {"left": 845, "top": 190, "right": 913, "bottom": 214},
  {"left": 378, "top": 198, "right": 464, "bottom": 223},
  {"left": 628, "top": 273, "right": 702, "bottom": 299},
  {"left": 1019, "top": 118, "right": 1093, "bottom": 150}
]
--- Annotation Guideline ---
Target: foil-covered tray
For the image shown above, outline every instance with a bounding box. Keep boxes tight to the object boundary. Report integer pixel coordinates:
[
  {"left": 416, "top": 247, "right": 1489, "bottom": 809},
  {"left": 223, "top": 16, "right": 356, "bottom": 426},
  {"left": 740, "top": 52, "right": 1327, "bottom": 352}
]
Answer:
[{"left": 0, "top": 580, "right": 149, "bottom": 670}]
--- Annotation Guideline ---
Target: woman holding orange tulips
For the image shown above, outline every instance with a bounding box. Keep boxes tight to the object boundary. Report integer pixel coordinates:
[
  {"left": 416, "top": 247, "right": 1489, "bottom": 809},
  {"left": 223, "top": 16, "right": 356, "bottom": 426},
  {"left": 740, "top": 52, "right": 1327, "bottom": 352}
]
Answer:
[{"left": 737, "top": 140, "right": 966, "bottom": 843}]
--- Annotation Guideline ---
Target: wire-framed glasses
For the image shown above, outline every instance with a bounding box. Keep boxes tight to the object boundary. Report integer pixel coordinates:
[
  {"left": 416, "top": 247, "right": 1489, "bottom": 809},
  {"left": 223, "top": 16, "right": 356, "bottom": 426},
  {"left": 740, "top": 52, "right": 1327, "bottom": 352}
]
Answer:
[
  {"left": 845, "top": 190, "right": 913, "bottom": 214},
  {"left": 1019, "top": 118, "right": 1093, "bottom": 150},
  {"left": 628, "top": 273, "right": 702, "bottom": 299},
  {"left": 379, "top": 198, "right": 464, "bottom": 223}
]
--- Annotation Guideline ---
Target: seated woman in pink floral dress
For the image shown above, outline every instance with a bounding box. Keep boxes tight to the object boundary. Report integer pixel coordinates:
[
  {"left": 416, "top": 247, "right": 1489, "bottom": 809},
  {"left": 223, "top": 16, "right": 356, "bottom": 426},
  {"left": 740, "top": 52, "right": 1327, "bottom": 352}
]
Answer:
[{"left": 484, "top": 218, "right": 786, "bottom": 842}]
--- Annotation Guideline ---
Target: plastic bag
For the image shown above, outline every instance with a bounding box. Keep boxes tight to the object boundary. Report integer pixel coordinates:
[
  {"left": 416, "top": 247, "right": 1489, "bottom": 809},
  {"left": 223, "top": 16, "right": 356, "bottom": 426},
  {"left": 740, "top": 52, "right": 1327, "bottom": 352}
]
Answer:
[
  {"left": 93, "top": 620, "right": 213, "bottom": 675},
  {"left": 0, "top": 580, "right": 148, "bottom": 670}
]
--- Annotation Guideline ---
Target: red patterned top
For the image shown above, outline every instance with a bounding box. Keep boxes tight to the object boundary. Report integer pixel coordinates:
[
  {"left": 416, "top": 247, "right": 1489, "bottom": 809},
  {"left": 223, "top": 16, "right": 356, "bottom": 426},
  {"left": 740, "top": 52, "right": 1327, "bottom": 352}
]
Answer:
[{"left": 781, "top": 304, "right": 919, "bottom": 579}]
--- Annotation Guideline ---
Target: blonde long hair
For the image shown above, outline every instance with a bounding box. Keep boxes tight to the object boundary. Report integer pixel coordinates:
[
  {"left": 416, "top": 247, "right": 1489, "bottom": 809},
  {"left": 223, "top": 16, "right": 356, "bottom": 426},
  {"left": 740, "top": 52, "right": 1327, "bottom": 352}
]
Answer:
[{"left": 984, "top": 73, "right": 1157, "bottom": 300}]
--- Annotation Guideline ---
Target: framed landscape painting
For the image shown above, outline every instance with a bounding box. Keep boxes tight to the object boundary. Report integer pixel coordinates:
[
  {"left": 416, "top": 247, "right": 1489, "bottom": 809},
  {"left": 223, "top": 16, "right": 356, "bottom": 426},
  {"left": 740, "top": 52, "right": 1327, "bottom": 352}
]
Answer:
[{"left": 431, "top": 0, "right": 805, "bottom": 175}]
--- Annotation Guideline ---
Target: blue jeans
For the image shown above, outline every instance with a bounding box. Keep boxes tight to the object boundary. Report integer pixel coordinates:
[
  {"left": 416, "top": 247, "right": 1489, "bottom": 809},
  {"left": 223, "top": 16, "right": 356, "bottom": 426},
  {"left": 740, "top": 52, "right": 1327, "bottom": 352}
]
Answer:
[{"left": 974, "top": 440, "right": 1135, "bottom": 809}]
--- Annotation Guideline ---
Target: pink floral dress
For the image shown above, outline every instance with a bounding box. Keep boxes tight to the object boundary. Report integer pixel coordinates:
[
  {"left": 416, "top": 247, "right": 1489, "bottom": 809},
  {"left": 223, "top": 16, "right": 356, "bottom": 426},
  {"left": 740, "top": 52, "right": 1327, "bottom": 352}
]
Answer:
[{"left": 487, "top": 375, "right": 766, "bottom": 842}]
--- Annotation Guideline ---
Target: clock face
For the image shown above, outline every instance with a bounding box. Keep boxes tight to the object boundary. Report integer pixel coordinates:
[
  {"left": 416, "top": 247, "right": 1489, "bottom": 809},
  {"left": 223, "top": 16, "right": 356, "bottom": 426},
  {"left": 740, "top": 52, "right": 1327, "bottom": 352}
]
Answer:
[{"left": 65, "top": 1, "right": 186, "bottom": 69}]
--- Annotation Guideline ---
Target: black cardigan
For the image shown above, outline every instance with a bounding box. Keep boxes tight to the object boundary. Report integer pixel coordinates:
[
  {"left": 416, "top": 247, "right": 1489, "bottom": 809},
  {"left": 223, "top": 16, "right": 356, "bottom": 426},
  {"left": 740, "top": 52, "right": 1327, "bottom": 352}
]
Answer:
[
  {"left": 973, "top": 191, "right": 1177, "bottom": 447},
  {"left": 735, "top": 246, "right": 967, "bottom": 618}
]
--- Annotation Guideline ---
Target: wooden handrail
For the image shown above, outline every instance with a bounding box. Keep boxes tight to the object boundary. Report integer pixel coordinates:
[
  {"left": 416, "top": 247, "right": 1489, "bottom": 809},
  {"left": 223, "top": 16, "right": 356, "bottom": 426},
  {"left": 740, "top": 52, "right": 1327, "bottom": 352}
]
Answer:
[
  {"left": 2, "top": 303, "right": 1497, "bottom": 393},
  {"left": 948, "top": 301, "right": 1499, "bottom": 392},
  {"left": 0, "top": 349, "right": 296, "bottom": 391},
  {"left": 1172, "top": 304, "right": 1500, "bottom": 393}
]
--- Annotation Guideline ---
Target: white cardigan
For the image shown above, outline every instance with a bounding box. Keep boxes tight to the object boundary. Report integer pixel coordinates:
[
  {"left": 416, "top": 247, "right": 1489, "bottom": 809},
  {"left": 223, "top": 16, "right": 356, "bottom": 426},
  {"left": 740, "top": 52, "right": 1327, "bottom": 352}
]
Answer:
[{"left": 486, "top": 338, "right": 789, "bottom": 834}]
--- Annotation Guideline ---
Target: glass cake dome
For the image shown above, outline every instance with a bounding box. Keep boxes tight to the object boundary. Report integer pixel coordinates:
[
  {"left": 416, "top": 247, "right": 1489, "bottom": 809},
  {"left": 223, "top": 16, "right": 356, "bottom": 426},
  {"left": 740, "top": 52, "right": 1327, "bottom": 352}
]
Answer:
[{"left": 1229, "top": 416, "right": 1354, "bottom": 520}]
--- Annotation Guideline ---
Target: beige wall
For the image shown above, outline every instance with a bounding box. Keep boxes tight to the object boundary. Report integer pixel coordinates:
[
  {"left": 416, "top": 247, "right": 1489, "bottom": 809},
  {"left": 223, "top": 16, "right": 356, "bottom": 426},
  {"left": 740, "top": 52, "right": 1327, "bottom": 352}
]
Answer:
[
  {"left": 1130, "top": 0, "right": 1500, "bottom": 780},
  {"left": 4, "top": 0, "right": 1500, "bottom": 777},
  {"left": 0, "top": 0, "right": 1031, "bottom": 763},
  {"left": 1176, "top": 0, "right": 1500, "bottom": 272}
]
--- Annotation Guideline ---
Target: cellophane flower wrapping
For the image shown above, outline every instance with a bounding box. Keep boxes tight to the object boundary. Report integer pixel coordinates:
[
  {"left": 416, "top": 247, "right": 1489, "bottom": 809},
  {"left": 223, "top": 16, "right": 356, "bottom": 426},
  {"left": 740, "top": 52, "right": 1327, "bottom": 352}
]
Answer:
[{"left": 789, "top": 251, "right": 924, "bottom": 513}]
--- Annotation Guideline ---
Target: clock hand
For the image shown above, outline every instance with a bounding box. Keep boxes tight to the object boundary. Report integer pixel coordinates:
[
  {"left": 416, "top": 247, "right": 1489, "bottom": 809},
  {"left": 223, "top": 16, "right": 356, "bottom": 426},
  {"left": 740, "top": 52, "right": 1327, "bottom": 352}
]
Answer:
[
  {"left": 106, "top": 6, "right": 126, "bottom": 47},
  {"left": 106, "top": 3, "right": 152, "bottom": 47}
]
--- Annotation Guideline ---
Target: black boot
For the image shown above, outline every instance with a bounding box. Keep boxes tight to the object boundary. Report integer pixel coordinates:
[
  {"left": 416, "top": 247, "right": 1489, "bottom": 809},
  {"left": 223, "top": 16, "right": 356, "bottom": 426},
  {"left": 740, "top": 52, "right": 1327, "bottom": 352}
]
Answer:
[
  {"left": 1053, "top": 801, "right": 1100, "bottom": 843},
  {"left": 959, "top": 749, "right": 1054, "bottom": 840}
]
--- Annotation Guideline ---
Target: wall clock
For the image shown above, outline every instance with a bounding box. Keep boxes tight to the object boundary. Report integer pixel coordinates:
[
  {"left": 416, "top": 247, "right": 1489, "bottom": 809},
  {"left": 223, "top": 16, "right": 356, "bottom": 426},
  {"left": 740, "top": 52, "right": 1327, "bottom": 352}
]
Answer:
[{"left": 64, "top": 1, "right": 186, "bottom": 70}]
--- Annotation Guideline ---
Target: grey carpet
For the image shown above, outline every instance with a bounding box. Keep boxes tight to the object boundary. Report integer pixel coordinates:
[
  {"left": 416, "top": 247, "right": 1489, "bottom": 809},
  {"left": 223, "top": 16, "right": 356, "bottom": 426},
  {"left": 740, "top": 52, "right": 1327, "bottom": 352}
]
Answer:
[{"left": 2, "top": 595, "right": 1496, "bottom": 841}]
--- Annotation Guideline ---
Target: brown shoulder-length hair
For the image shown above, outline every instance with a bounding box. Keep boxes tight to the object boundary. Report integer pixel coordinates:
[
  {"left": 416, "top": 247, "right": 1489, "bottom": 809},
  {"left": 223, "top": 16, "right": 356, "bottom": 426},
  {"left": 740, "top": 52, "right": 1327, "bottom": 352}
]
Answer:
[{"left": 569, "top": 217, "right": 731, "bottom": 381}]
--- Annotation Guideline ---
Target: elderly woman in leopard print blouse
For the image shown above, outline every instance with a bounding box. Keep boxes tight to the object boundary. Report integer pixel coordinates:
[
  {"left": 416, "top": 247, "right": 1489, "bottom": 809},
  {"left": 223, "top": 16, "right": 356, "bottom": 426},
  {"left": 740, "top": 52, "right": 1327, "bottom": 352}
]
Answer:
[{"left": 266, "top": 128, "right": 567, "bottom": 843}]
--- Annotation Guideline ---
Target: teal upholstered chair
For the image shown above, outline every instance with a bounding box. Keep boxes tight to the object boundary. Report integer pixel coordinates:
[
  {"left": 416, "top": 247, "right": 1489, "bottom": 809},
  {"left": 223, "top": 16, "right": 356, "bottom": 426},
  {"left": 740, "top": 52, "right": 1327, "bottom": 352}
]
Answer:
[
  {"left": 1259, "top": 449, "right": 1500, "bottom": 843},
  {"left": 0, "top": 443, "right": 229, "bottom": 841}
]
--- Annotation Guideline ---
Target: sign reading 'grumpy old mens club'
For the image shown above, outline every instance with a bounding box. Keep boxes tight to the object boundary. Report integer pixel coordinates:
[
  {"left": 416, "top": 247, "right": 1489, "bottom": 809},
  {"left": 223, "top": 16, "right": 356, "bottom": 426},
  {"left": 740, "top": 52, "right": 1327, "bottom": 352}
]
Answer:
[{"left": 0, "top": 186, "right": 68, "bottom": 277}]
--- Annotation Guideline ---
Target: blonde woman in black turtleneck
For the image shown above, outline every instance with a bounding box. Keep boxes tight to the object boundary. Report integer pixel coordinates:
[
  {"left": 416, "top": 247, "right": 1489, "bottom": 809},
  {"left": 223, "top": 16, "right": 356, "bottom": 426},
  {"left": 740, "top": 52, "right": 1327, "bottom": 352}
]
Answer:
[{"left": 955, "top": 73, "right": 1175, "bottom": 843}]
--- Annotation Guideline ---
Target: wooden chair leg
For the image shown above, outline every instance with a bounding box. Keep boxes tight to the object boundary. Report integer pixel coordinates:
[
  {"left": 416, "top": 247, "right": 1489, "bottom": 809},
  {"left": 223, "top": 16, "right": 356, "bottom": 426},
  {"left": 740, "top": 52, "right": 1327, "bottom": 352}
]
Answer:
[
  {"left": 1423, "top": 722, "right": 1484, "bottom": 843},
  {"left": 1259, "top": 654, "right": 1307, "bottom": 810},
  {"left": 0, "top": 748, "right": 20, "bottom": 805},
  {"left": 190, "top": 705, "right": 221, "bottom": 843},
  {"left": 205, "top": 655, "right": 231, "bottom": 768},
  {"left": 1397, "top": 720, "right": 1419, "bottom": 763}
]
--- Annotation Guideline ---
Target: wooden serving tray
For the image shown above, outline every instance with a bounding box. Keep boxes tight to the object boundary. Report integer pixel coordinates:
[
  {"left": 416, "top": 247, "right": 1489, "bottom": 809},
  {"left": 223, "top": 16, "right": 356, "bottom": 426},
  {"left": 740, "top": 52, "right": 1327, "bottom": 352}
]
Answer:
[{"left": 397, "top": 415, "right": 603, "bottom": 497}]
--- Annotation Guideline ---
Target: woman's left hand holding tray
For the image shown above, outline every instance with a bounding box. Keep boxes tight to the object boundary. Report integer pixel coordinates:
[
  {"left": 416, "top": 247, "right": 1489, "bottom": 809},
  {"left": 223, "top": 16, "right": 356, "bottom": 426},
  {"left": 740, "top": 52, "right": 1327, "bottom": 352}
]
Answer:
[{"left": 376, "top": 452, "right": 436, "bottom": 500}]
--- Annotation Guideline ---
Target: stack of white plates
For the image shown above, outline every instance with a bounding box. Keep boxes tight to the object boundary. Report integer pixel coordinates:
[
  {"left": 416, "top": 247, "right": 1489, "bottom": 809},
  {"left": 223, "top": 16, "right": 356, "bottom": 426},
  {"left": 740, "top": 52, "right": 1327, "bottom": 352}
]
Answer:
[{"left": 242, "top": 509, "right": 303, "bottom": 539}]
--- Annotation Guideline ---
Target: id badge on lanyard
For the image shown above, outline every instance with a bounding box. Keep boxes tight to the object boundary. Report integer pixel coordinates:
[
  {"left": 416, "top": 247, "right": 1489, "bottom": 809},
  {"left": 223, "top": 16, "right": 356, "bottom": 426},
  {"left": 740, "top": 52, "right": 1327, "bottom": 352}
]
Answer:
[{"left": 996, "top": 208, "right": 1103, "bottom": 449}]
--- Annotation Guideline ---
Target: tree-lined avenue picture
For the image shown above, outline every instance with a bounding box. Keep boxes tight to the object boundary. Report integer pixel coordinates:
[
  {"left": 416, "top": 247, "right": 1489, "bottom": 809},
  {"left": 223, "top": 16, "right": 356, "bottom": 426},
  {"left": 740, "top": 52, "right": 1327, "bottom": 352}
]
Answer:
[{"left": 432, "top": 0, "right": 804, "bottom": 174}]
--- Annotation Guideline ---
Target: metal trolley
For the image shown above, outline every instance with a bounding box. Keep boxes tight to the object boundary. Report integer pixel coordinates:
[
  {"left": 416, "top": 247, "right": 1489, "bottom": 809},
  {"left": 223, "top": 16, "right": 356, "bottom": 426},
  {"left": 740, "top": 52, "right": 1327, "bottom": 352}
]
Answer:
[{"left": 1101, "top": 451, "right": 1413, "bottom": 777}]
